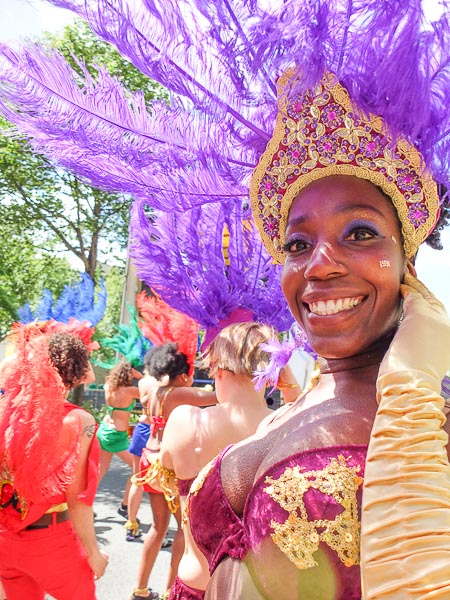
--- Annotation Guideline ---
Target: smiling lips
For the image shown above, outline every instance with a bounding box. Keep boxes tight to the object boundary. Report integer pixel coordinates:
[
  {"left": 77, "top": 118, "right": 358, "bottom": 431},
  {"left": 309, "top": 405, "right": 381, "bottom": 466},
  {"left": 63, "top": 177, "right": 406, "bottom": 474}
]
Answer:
[{"left": 307, "top": 296, "right": 364, "bottom": 316}]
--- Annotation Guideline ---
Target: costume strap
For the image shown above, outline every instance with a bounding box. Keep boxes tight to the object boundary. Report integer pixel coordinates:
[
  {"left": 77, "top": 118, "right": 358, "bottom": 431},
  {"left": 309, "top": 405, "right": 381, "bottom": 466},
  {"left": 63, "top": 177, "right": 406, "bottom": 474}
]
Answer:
[{"left": 158, "top": 386, "right": 174, "bottom": 418}]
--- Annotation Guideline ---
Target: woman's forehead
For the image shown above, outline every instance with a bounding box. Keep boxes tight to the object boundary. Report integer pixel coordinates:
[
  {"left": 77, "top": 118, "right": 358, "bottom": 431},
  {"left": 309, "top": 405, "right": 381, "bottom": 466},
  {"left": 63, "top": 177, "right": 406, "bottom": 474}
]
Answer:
[{"left": 288, "top": 175, "right": 399, "bottom": 222}]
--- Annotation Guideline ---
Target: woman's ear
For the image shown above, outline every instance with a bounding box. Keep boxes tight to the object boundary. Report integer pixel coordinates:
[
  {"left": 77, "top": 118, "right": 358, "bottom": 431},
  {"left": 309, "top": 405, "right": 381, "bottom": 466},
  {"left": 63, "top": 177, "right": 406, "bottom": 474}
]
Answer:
[{"left": 404, "top": 260, "right": 417, "bottom": 278}]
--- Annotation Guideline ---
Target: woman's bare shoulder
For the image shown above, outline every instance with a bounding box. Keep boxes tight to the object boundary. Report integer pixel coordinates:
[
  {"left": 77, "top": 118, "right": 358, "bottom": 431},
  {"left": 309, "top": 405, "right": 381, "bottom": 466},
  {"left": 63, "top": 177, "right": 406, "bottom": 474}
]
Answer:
[
  {"left": 166, "top": 403, "right": 203, "bottom": 427},
  {"left": 139, "top": 376, "right": 157, "bottom": 393},
  {"left": 62, "top": 407, "right": 95, "bottom": 440}
]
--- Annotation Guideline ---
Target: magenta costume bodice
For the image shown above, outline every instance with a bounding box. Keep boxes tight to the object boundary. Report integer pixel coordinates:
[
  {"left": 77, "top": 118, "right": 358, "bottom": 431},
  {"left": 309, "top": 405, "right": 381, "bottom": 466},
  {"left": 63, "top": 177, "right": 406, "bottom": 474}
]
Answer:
[
  {"left": 178, "top": 477, "right": 195, "bottom": 497},
  {"left": 188, "top": 444, "right": 367, "bottom": 599}
]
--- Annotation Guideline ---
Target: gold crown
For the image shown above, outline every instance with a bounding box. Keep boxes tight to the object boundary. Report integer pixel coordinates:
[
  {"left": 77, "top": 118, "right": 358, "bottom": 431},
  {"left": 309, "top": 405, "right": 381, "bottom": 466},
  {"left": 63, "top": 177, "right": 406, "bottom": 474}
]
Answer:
[{"left": 250, "top": 70, "right": 440, "bottom": 263}]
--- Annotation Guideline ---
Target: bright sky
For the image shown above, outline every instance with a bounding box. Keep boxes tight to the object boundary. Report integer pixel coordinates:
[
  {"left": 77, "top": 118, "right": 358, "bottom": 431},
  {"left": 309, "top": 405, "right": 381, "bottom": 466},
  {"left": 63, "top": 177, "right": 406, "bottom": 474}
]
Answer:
[
  {"left": 0, "top": 0, "right": 74, "bottom": 43},
  {"left": 0, "top": 0, "right": 449, "bottom": 311}
]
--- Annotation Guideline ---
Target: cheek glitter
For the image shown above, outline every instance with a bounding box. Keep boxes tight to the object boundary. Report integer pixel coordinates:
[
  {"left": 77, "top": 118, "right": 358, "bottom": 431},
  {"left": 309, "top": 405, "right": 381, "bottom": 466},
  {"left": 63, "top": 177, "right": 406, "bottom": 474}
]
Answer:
[
  {"left": 391, "top": 236, "right": 398, "bottom": 244},
  {"left": 379, "top": 259, "right": 391, "bottom": 268}
]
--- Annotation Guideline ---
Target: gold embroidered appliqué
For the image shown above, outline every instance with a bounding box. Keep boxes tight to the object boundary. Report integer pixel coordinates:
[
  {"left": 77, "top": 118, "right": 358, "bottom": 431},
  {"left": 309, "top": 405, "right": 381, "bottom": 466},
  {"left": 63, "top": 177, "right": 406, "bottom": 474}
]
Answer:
[{"left": 264, "top": 455, "right": 363, "bottom": 570}]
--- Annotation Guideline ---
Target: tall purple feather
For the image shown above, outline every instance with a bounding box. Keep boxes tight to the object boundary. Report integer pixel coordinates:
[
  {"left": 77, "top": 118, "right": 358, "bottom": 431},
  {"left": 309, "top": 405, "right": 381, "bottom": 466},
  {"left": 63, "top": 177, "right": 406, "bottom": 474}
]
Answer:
[
  {"left": 0, "top": 0, "right": 448, "bottom": 214},
  {"left": 129, "top": 199, "right": 293, "bottom": 335}
]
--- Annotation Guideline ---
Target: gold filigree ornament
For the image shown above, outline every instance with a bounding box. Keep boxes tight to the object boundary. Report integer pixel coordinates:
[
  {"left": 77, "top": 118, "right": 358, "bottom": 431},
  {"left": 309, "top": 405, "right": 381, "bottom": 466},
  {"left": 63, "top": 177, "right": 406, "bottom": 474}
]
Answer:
[
  {"left": 264, "top": 455, "right": 363, "bottom": 570},
  {"left": 249, "top": 69, "right": 440, "bottom": 264}
]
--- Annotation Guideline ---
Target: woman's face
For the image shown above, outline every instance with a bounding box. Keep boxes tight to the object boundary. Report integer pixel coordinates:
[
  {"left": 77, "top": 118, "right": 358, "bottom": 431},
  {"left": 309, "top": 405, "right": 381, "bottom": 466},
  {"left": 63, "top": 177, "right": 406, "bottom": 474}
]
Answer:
[{"left": 281, "top": 175, "right": 407, "bottom": 359}]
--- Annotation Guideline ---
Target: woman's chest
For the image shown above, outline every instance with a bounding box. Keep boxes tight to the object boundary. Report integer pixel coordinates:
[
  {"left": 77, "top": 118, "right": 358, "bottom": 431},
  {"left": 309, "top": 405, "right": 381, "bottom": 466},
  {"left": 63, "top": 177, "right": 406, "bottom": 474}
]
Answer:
[{"left": 221, "top": 403, "right": 373, "bottom": 516}]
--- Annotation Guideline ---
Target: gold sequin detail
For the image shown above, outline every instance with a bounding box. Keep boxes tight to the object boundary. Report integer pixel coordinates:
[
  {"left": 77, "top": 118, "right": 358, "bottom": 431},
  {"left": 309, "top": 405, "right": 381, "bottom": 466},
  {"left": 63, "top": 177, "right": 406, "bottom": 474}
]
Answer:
[
  {"left": 264, "top": 455, "right": 363, "bottom": 570},
  {"left": 132, "top": 456, "right": 180, "bottom": 513}
]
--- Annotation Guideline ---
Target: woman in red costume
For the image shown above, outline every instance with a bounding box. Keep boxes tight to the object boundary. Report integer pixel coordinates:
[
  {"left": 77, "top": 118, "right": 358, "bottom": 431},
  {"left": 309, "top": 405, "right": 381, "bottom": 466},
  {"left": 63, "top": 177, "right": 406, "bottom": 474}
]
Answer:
[{"left": 0, "top": 330, "right": 109, "bottom": 599}]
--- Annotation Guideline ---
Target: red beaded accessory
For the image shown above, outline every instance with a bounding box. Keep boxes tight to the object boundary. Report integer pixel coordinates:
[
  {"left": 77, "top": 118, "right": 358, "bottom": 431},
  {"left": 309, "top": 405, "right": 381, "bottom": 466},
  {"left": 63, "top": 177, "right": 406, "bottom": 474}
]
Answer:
[{"left": 250, "top": 69, "right": 440, "bottom": 263}]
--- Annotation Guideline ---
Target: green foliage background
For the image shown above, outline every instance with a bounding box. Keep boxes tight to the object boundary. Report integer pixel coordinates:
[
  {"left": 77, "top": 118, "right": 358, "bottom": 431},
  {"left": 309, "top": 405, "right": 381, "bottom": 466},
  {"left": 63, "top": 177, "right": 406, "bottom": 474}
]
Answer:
[{"left": 0, "top": 20, "right": 166, "bottom": 352}]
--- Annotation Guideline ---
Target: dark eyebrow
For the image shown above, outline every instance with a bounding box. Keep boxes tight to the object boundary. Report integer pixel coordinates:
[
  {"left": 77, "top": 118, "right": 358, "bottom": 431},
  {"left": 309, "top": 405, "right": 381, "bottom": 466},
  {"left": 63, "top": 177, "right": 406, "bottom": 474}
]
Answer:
[{"left": 286, "top": 202, "right": 386, "bottom": 229}]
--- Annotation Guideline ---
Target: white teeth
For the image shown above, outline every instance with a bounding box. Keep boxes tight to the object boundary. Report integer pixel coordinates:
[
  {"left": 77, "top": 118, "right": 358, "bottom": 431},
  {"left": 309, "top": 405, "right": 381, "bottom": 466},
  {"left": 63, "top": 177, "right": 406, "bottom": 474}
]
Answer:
[{"left": 308, "top": 297, "right": 363, "bottom": 316}]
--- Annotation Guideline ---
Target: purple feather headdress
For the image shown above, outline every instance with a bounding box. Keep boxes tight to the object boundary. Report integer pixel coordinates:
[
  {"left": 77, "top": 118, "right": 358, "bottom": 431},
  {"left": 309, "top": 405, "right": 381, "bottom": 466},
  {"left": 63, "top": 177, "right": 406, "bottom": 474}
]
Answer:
[
  {"left": 129, "top": 199, "right": 293, "bottom": 343},
  {"left": 0, "top": 0, "right": 448, "bottom": 231},
  {"left": 17, "top": 272, "right": 107, "bottom": 326}
]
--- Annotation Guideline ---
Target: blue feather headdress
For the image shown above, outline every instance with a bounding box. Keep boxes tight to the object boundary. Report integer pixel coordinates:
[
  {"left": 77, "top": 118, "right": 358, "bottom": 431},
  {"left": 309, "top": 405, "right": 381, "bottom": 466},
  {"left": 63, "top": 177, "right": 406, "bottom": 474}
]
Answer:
[{"left": 17, "top": 272, "right": 107, "bottom": 326}]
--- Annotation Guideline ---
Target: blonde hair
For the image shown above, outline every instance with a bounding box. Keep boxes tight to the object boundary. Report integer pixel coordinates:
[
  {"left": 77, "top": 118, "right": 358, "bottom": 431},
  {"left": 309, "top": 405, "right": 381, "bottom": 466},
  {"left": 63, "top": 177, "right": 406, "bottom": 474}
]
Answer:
[{"left": 203, "top": 322, "right": 276, "bottom": 378}]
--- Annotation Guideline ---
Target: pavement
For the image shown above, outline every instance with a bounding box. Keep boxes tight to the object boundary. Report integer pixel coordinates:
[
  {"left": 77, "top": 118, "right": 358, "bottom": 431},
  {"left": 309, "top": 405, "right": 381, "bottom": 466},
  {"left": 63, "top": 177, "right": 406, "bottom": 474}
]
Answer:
[{"left": 45, "top": 456, "right": 175, "bottom": 600}]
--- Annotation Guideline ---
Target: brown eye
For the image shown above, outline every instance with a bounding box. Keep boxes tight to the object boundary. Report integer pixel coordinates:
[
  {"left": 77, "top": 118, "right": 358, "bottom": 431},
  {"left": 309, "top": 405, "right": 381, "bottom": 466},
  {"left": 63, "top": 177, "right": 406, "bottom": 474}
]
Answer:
[
  {"left": 283, "top": 238, "right": 309, "bottom": 253},
  {"left": 345, "top": 226, "right": 379, "bottom": 241},
  {"left": 348, "top": 230, "right": 373, "bottom": 240}
]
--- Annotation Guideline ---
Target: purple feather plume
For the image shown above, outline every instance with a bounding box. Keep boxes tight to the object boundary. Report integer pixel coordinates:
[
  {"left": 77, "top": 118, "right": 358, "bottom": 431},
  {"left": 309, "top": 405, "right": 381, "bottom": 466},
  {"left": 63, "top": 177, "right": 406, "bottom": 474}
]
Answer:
[
  {"left": 0, "top": 0, "right": 447, "bottom": 307},
  {"left": 0, "top": 0, "right": 447, "bottom": 214},
  {"left": 129, "top": 199, "right": 293, "bottom": 337},
  {"left": 252, "top": 337, "right": 296, "bottom": 392},
  {"left": 252, "top": 321, "right": 317, "bottom": 391}
]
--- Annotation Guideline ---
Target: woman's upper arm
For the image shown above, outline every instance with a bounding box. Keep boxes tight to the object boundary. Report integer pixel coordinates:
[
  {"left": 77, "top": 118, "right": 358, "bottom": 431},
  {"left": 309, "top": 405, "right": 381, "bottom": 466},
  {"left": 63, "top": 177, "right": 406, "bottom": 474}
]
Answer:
[
  {"left": 170, "top": 388, "right": 217, "bottom": 408},
  {"left": 64, "top": 410, "right": 97, "bottom": 502}
]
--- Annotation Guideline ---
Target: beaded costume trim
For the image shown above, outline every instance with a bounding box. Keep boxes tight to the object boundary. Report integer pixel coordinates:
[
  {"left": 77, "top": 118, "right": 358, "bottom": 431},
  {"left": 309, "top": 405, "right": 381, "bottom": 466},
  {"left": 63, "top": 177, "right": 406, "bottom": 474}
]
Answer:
[
  {"left": 250, "top": 70, "right": 439, "bottom": 263},
  {"left": 264, "top": 454, "right": 363, "bottom": 570},
  {"left": 132, "top": 456, "right": 180, "bottom": 514}
]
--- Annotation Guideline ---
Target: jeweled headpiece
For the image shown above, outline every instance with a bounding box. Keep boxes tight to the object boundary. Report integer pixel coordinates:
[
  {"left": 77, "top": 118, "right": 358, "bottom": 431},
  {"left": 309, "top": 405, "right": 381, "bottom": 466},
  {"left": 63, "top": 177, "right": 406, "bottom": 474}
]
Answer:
[{"left": 250, "top": 70, "right": 440, "bottom": 263}]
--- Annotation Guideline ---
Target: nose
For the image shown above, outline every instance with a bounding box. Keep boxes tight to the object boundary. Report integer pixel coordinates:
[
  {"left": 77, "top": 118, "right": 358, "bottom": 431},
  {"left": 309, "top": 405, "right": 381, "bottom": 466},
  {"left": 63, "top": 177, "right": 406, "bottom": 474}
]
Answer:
[{"left": 303, "top": 242, "right": 348, "bottom": 280}]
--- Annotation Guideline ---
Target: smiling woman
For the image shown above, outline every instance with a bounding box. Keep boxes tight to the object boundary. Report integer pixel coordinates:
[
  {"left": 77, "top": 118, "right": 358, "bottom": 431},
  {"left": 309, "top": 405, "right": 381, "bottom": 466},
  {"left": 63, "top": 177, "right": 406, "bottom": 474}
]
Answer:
[
  {"left": 0, "top": 1, "right": 449, "bottom": 599},
  {"left": 281, "top": 176, "right": 407, "bottom": 359},
  {"left": 181, "top": 71, "right": 450, "bottom": 600}
]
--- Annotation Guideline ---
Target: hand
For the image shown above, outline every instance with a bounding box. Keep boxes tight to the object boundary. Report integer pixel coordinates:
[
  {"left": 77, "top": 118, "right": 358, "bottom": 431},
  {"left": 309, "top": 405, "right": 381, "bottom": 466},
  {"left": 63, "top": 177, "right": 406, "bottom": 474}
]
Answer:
[
  {"left": 379, "top": 273, "right": 450, "bottom": 384},
  {"left": 89, "top": 549, "right": 109, "bottom": 580},
  {"left": 277, "top": 365, "right": 301, "bottom": 390},
  {"left": 132, "top": 369, "right": 143, "bottom": 380}
]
